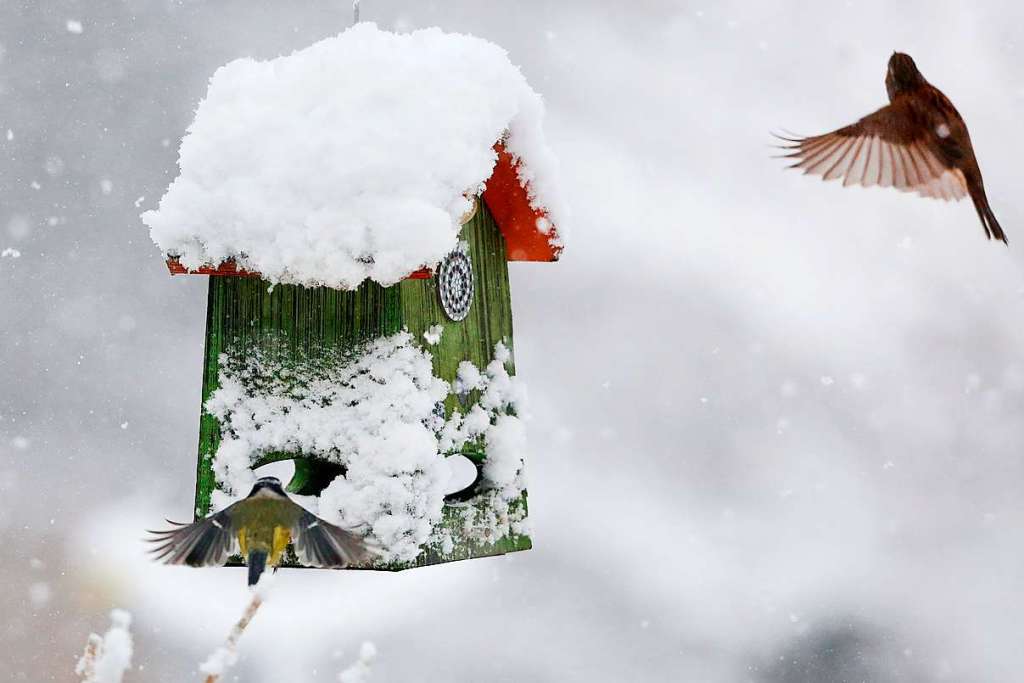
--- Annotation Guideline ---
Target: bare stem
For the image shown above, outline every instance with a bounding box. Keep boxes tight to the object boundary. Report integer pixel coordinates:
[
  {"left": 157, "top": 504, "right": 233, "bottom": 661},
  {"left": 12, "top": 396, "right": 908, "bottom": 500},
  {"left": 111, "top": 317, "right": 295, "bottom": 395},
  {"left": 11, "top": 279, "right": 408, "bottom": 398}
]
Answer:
[
  {"left": 202, "top": 591, "right": 265, "bottom": 683},
  {"left": 75, "top": 634, "right": 102, "bottom": 681}
]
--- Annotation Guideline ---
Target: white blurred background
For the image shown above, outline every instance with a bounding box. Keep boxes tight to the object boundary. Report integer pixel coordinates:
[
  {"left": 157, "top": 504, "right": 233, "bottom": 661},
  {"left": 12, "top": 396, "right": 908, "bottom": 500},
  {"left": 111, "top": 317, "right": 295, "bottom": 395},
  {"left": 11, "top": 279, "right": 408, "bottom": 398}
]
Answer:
[{"left": 2, "top": 1, "right": 1024, "bottom": 680}]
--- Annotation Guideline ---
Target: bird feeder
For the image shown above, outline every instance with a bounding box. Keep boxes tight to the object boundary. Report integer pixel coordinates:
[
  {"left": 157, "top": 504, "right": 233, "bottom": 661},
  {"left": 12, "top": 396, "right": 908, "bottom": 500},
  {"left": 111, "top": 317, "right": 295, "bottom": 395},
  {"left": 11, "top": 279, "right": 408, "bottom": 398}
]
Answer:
[
  {"left": 146, "top": 26, "right": 565, "bottom": 570},
  {"left": 167, "top": 145, "right": 559, "bottom": 569}
]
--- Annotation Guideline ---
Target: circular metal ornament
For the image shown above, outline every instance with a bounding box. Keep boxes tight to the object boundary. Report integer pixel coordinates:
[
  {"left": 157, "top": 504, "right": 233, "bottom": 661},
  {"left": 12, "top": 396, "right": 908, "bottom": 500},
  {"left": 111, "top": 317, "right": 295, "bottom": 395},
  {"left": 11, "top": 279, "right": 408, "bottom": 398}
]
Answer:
[{"left": 437, "top": 248, "right": 474, "bottom": 322}]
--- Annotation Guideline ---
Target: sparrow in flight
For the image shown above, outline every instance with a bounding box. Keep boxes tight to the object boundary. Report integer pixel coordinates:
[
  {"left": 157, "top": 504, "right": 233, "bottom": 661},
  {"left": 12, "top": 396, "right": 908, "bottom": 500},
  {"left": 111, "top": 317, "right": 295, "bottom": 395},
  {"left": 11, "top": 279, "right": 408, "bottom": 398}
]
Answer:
[
  {"left": 148, "top": 476, "right": 369, "bottom": 585},
  {"left": 779, "top": 52, "right": 1006, "bottom": 243}
]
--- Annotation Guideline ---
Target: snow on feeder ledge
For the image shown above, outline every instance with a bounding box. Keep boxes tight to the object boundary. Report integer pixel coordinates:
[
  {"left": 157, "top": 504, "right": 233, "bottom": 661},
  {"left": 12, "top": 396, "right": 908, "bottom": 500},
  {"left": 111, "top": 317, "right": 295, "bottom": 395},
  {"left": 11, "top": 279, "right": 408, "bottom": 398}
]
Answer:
[{"left": 142, "top": 24, "right": 565, "bottom": 569}]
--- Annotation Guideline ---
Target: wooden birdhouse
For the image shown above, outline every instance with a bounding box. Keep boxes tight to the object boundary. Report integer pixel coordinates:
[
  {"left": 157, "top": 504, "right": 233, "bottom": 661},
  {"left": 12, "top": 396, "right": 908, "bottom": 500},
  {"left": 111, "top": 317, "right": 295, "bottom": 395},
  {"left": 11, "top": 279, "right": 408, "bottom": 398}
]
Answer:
[{"left": 145, "top": 25, "right": 566, "bottom": 570}]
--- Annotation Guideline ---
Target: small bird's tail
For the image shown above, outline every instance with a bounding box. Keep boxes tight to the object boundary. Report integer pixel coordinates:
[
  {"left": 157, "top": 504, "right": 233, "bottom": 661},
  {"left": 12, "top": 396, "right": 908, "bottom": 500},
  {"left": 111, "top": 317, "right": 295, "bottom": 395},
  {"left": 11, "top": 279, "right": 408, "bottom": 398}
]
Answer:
[
  {"left": 247, "top": 550, "right": 268, "bottom": 587},
  {"left": 968, "top": 177, "right": 1008, "bottom": 244}
]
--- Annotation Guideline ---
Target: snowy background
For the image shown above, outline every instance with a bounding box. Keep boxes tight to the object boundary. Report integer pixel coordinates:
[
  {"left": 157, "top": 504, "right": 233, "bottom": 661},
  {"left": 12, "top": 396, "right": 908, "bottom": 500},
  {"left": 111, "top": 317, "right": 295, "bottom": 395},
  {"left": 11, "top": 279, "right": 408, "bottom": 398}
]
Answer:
[{"left": 3, "top": 1, "right": 1024, "bottom": 681}]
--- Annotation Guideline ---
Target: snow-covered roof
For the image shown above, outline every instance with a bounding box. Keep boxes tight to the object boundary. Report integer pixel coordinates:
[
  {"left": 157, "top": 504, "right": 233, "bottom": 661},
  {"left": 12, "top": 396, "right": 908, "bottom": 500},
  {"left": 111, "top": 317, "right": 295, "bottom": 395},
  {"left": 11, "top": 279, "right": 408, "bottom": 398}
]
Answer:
[{"left": 144, "top": 23, "right": 566, "bottom": 290}]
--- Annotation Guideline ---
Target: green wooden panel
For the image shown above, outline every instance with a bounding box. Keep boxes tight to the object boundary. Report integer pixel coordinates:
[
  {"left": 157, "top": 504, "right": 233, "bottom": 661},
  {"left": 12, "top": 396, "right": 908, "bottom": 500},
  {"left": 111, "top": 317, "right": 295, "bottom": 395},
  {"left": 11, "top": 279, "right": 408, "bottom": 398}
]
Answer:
[
  {"left": 192, "top": 201, "right": 531, "bottom": 570},
  {"left": 194, "top": 277, "right": 403, "bottom": 516},
  {"left": 399, "top": 199, "right": 516, "bottom": 409},
  {"left": 399, "top": 201, "right": 530, "bottom": 567}
]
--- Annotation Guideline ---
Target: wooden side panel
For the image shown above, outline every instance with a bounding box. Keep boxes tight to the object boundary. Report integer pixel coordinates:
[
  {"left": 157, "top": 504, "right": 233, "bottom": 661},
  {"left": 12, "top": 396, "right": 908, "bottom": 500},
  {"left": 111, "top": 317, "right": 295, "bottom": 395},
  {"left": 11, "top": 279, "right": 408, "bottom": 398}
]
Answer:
[
  {"left": 399, "top": 201, "right": 516, "bottom": 404},
  {"left": 194, "top": 278, "right": 403, "bottom": 515},
  {"left": 400, "top": 201, "right": 531, "bottom": 565}
]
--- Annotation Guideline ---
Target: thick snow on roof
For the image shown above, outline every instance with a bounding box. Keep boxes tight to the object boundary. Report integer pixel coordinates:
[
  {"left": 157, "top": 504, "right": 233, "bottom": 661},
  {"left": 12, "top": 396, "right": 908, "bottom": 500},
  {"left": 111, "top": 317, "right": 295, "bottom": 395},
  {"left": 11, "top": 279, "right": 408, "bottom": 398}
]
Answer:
[{"left": 144, "top": 23, "right": 566, "bottom": 289}]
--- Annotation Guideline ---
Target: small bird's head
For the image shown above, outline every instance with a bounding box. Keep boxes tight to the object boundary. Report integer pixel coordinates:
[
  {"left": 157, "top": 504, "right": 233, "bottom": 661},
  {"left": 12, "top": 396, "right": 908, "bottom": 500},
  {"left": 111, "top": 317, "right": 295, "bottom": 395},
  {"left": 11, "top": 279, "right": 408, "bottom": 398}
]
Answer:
[
  {"left": 247, "top": 476, "right": 288, "bottom": 499},
  {"left": 886, "top": 52, "right": 925, "bottom": 99}
]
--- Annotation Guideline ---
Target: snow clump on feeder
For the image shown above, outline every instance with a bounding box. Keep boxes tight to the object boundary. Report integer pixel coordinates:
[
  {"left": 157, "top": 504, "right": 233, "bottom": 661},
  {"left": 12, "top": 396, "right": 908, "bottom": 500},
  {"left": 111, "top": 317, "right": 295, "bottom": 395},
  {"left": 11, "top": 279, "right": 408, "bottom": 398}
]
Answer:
[
  {"left": 206, "top": 333, "right": 530, "bottom": 563},
  {"left": 143, "top": 23, "right": 566, "bottom": 289},
  {"left": 422, "top": 324, "right": 444, "bottom": 346},
  {"left": 442, "top": 344, "right": 527, "bottom": 491},
  {"left": 205, "top": 332, "right": 450, "bottom": 561}
]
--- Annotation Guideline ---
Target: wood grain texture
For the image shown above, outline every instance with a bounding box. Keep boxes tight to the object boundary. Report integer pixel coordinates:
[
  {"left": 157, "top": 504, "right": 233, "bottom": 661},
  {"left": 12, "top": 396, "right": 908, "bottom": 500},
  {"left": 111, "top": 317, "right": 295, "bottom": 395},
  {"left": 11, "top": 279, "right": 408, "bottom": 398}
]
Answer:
[{"left": 192, "top": 200, "right": 531, "bottom": 570}]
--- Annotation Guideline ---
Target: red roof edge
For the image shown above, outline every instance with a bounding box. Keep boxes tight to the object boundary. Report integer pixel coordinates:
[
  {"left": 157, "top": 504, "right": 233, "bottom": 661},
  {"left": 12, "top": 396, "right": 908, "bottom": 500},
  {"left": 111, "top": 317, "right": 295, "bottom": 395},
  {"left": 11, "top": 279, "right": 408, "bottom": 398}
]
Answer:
[
  {"left": 482, "top": 144, "right": 562, "bottom": 262},
  {"left": 166, "top": 258, "right": 432, "bottom": 280}
]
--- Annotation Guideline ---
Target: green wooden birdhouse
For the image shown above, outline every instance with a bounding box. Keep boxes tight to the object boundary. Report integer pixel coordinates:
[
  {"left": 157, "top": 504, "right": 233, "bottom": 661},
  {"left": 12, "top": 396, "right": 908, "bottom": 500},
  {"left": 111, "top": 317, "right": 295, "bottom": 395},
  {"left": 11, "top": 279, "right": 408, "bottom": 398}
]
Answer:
[
  {"left": 145, "top": 26, "right": 566, "bottom": 570},
  {"left": 157, "top": 137, "right": 561, "bottom": 570}
]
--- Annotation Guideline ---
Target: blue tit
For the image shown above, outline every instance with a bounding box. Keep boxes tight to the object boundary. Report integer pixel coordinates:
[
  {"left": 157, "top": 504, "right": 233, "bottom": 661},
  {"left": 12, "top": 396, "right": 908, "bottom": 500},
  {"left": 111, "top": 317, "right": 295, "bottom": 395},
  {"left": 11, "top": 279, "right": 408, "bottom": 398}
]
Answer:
[{"left": 148, "top": 476, "right": 368, "bottom": 585}]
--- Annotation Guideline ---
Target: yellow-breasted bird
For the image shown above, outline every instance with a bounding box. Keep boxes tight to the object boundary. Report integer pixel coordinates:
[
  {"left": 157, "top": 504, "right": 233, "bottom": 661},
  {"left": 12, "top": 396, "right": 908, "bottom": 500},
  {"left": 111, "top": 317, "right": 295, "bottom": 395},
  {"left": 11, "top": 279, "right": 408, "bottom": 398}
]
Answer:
[
  {"left": 778, "top": 52, "right": 1006, "bottom": 243},
  {"left": 148, "top": 477, "right": 368, "bottom": 585}
]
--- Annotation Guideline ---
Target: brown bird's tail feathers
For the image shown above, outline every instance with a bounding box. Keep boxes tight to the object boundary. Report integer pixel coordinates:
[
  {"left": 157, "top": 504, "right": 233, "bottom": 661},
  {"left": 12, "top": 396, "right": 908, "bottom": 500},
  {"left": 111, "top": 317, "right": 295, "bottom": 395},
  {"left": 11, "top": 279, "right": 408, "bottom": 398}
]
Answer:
[
  {"left": 968, "top": 180, "right": 1008, "bottom": 244},
  {"left": 976, "top": 198, "right": 1007, "bottom": 244}
]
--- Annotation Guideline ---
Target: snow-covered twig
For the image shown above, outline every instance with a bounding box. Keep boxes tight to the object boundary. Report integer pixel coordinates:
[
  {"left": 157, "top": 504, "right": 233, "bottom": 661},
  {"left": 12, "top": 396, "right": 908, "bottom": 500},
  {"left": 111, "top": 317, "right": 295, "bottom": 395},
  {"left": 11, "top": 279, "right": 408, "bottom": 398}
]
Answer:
[
  {"left": 200, "top": 579, "right": 272, "bottom": 682},
  {"left": 338, "top": 642, "right": 377, "bottom": 683},
  {"left": 76, "top": 610, "right": 133, "bottom": 683},
  {"left": 76, "top": 635, "right": 102, "bottom": 681}
]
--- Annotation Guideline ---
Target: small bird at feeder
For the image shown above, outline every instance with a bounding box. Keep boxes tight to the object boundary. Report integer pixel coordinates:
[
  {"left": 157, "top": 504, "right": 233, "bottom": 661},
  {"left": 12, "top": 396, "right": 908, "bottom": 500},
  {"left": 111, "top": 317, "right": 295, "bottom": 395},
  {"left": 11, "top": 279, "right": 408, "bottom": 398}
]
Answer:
[
  {"left": 777, "top": 52, "right": 1006, "bottom": 243},
  {"left": 148, "top": 476, "right": 369, "bottom": 586}
]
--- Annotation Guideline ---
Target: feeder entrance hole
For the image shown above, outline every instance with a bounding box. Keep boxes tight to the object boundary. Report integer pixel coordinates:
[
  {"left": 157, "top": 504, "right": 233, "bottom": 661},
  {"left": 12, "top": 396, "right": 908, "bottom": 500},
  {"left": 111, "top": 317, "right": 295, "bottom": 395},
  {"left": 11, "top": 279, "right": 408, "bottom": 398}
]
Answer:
[{"left": 252, "top": 453, "right": 483, "bottom": 502}]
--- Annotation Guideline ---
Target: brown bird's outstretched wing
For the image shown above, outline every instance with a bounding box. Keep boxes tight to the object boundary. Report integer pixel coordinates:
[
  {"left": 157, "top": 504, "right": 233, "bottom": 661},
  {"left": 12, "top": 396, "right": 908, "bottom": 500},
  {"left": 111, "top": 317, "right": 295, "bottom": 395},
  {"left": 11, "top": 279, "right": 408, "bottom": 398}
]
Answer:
[
  {"left": 778, "top": 99, "right": 968, "bottom": 202},
  {"left": 147, "top": 509, "right": 237, "bottom": 567},
  {"left": 292, "top": 510, "right": 370, "bottom": 569}
]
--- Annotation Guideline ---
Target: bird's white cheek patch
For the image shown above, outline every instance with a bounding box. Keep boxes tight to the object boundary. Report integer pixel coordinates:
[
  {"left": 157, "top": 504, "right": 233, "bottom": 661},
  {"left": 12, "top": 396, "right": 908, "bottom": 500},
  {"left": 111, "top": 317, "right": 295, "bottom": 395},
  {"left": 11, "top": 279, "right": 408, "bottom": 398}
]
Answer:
[{"left": 936, "top": 123, "right": 951, "bottom": 138}]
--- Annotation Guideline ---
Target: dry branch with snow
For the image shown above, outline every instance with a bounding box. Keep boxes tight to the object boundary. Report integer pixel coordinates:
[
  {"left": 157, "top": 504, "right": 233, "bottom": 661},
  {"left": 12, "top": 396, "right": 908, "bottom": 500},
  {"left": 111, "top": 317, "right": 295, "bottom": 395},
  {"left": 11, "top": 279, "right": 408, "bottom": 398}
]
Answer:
[{"left": 76, "top": 610, "right": 133, "bottom": 683}]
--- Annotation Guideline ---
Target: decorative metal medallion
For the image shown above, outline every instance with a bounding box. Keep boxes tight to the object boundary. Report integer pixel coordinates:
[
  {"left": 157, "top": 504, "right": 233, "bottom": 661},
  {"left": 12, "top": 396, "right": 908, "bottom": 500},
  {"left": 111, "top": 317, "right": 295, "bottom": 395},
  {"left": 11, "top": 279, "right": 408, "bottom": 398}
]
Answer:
[{"left": 437, "top": 248, "right": 473, "bottom": 321}]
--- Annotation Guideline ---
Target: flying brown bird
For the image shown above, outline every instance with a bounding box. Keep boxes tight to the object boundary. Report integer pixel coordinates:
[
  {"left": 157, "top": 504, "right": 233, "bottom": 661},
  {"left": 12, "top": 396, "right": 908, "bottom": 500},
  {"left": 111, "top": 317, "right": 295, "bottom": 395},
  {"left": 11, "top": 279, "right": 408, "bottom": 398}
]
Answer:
[{"left": 778, "top": 52, "right": 1006, "bottom": 243}]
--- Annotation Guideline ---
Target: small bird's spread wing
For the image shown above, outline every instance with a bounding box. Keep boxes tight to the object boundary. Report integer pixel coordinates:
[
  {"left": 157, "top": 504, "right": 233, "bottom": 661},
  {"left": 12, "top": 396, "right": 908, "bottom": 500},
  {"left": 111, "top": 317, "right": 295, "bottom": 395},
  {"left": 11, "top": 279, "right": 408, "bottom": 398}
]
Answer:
[
  {"left": 779, "top": 99, "right": 967, "bottom": 202},
  {"left": 147, "top": 510, "right": 237, "bottom": 567},
  {"left": 292, "top": 510, "right": 369, "bottom": 569}
]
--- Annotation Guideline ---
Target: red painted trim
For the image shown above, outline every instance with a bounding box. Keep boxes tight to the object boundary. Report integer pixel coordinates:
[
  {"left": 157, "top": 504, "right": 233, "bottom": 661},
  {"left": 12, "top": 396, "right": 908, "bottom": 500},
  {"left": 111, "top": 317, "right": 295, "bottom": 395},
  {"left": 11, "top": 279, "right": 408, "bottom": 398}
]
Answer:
[
  {"left": 166, "top": 258, "right": 261, "bottom": 278},
  {"left": 406, "top": 268, "right": 432, "bottom": 279},
  {"left": 482, "top": 144, "right": 562, "bottom": 262},
  {"left": 166, "top": 258, "right": 432, "bottom": 280}
]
